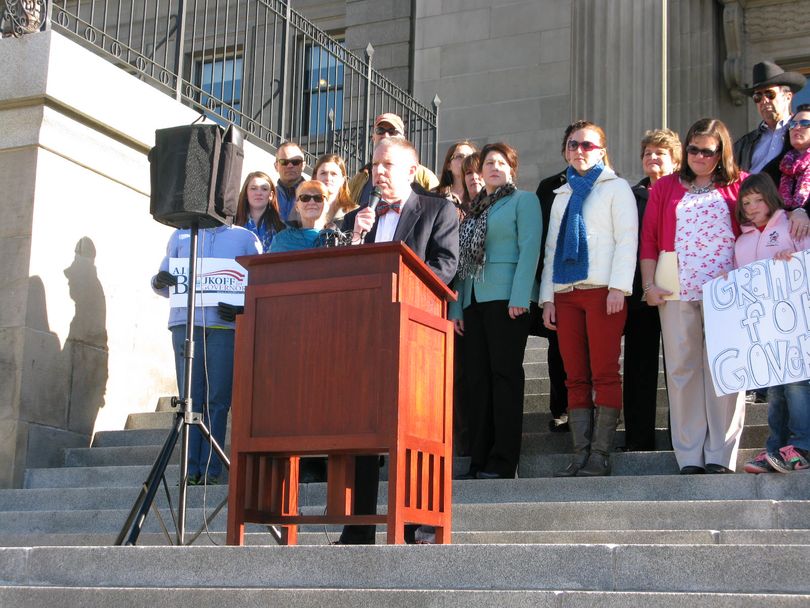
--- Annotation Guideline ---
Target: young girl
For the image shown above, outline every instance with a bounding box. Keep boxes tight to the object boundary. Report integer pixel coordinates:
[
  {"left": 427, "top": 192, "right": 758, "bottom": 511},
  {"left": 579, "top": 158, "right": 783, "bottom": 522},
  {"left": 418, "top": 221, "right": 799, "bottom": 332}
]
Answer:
[{"left": 736, "top": 173, "right": 810, "bottom": 474}]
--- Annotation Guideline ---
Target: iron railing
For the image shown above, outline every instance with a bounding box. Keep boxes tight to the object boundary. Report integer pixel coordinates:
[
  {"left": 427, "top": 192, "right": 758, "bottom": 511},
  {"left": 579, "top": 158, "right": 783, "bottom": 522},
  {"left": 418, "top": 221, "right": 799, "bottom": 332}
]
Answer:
[{"left": 21, "top": 0, "right": 439, "bottom": 174}]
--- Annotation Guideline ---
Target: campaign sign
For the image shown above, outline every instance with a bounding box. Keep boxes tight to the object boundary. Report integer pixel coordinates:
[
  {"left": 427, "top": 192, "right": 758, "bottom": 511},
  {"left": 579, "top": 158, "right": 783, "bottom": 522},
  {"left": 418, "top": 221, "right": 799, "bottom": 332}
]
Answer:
[
  {"left": 168, "top": 257, "right": 248, "bottom": 308},
  {"left": 703, "top": 251, "right": 810, "bottom": 397}
]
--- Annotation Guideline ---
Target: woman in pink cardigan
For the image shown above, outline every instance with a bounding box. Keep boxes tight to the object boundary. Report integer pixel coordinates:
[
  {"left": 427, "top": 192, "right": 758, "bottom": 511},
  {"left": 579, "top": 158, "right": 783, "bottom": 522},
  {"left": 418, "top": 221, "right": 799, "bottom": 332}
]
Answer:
[{"left": 640, "top": 118, "right": 746, "bottom": 475}]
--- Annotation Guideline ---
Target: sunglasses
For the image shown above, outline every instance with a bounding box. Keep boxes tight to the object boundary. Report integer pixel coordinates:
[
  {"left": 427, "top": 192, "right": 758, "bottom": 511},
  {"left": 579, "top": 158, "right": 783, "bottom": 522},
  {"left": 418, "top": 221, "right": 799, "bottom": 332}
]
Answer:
[
  {"left": 297, "top": 194, "right": 324, "bottom": 203},
  {"left": 374, "top": 126, "right": 402, "bottom": 136},
  {"left": 685, "top": 145, "right": 719, "bottom": 158},
  {"left": 566, "top": 139, "right": 603, "bottom": 152},
  {"left": 451, "top": 153, "right": 469, "bottom": 162},
  {"left": 752, "top": 90, "right": 778, "bottom": 104},
  {"left": 789, "top": 119, "right": 810, "bottom": 130},
  {"left": 278, "top": 158, "right": 304, "bottom": 167}
]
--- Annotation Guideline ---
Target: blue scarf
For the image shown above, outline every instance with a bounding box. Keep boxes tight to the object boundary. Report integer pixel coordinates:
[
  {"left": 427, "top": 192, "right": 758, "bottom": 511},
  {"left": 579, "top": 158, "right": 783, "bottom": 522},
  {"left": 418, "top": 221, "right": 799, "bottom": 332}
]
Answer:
[{"left": 552, "top": 163, "right": 604, "bottom": 284}]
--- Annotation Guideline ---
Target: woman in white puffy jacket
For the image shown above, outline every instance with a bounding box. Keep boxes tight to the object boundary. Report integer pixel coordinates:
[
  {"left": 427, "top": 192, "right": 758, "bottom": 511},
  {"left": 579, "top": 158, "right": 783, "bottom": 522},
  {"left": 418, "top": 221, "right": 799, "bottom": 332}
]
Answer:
[{"left": 540, "top": 120, "right": 638, "bottom": 477}]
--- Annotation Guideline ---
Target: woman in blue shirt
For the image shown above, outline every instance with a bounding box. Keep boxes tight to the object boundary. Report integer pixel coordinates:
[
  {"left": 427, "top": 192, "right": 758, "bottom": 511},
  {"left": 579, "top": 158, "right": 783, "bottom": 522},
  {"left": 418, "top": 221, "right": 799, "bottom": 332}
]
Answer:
[
  {"left": 450, "top": 142, "right": 542, "bottom": 479},
  {"left": 234, "top": 171, "right": 285, "bottom": 252}
]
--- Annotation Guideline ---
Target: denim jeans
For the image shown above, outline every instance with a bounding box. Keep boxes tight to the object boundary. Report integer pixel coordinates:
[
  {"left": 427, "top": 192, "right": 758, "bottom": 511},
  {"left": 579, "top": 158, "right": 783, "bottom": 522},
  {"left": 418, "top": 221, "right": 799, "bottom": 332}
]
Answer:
[
  {"left": 170, "top": 325, "right": 235, "bottom": 478},
  {"left": 766, "top": 380, "right": 810, "bottom": 453}
]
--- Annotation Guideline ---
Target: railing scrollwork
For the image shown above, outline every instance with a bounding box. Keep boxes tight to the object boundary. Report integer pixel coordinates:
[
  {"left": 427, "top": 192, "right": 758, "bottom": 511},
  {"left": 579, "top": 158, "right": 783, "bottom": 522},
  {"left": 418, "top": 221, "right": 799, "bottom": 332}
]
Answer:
[
  {"left": 2, "top": 0, "right": 47, "bottom": 37},
  {"left": 7, "top": 0, "right": 439, "bottom": 174}
]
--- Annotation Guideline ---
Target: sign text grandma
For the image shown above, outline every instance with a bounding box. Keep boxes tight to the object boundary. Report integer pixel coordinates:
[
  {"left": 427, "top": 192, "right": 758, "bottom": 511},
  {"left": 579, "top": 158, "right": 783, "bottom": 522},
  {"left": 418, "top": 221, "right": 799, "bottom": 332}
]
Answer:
[{"left": 703, "top": 251, "right": 810, "bottom": 396}]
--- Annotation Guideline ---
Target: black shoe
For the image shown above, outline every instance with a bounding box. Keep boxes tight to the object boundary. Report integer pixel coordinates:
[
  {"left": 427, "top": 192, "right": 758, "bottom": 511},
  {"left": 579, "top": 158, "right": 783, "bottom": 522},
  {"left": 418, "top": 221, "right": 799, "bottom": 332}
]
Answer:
[
  {"left": 705, "top": 463, "right": 733, "bottom": 474},
  {"left": 475, "top": 471, "right": 503, "bottom": 480},
  {"left": 680, "top": 465, "right": 706, "bottom": 475},
  {"left": 548, "top": 415, "right": 570, "bottom": 433},
  {"left": 617, "top": 443, "right": 654, "bottom": 452},
  {"left": 331, "top": 537, "right": 374, "bottom": 545}
]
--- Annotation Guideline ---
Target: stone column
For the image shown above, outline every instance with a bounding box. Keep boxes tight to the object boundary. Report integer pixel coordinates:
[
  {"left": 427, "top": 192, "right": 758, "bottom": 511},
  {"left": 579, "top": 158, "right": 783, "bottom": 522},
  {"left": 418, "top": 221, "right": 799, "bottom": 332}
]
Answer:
[
  {"left": 571, "top": 0, "right": 746, "bottom": 180},
  {"left": 571, "top": 0, "right": 666, "bottom": 181}
]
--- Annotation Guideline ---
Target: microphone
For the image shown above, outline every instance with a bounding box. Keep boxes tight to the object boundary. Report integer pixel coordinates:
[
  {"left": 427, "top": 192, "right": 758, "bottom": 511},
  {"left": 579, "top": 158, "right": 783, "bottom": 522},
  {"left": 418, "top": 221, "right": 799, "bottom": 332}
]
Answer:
[
  {"left": 367, "top": 186, "right": 382, "bottom": 212},
  {"left": 357, "top": 186, "right": 383, "bottom": 245}
]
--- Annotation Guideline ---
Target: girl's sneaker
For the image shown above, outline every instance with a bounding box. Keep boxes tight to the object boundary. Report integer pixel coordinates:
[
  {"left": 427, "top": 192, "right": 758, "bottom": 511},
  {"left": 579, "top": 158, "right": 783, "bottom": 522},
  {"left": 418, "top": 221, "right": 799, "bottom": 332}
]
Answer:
[
  {"left": 779, "top": 445, "right": 810, "bottom": 471},
  {"left": 766, "top": 449, "right": 794, "bottom": 473},
  {"left": 743, "top": 451, "right": 773, "bottom": 474}
]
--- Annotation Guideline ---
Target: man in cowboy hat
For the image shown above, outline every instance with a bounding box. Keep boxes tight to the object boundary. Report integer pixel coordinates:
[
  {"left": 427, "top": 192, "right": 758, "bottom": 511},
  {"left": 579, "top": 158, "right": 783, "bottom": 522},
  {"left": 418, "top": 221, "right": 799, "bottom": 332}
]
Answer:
[
  {"left": 733, "top": 60, "right": 806, "bottom": 184},
  {"left": 734, "top": 61, "right": 807, "bottom": 405},
  {"left": 348, "top": 112, "right": 439, "bottom": 206}
]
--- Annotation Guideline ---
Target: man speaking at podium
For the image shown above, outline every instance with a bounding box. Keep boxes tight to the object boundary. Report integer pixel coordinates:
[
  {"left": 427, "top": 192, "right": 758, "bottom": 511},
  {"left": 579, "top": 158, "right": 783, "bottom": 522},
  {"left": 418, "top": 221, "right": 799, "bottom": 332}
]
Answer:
[{"left": 336, "top": 136, "right": 459, "bottom": 544}]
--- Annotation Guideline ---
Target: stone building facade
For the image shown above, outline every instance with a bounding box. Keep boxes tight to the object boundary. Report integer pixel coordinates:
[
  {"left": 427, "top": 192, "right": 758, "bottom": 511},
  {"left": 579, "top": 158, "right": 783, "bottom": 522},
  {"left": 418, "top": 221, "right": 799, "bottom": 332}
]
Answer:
[
  {"left": 1, "top": 0, "right": 809, "bottom": 488},
  {"left": 295, "top": 0, "right": 810, "bottom": 185}
]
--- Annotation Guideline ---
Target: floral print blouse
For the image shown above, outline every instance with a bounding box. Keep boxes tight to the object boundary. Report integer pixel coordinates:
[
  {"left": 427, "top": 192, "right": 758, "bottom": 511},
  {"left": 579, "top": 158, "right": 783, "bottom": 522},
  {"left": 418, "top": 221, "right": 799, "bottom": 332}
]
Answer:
[{"left": 674, "top": 189, "right": 736, "bottom": 301}]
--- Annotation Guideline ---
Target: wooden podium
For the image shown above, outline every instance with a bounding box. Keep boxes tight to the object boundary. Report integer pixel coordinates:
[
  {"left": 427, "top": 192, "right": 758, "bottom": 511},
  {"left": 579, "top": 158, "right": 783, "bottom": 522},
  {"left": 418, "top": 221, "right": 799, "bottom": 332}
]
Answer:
[{"left": 226, "top": 242, "right": 455, "bottom": 545}]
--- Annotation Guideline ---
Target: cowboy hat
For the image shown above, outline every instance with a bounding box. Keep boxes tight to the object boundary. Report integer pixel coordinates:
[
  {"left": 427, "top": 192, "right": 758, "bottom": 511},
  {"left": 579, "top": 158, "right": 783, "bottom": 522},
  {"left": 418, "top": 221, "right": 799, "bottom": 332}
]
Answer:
[{"left": 741, "top": 61, "right": 806, "bottom": 95}]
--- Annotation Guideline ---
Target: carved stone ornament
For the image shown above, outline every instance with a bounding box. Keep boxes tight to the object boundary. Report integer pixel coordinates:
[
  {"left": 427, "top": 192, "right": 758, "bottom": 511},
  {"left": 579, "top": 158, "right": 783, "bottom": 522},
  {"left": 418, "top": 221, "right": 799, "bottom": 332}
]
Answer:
[
  {"left": 721, "top": 0, "right": 746, "bottom": 106},
  {"left": 746, "top": 1, "right": 810, "bottom": 41},
  {"left": 2, "top": 0, "right": 46, "bottom": 37}
]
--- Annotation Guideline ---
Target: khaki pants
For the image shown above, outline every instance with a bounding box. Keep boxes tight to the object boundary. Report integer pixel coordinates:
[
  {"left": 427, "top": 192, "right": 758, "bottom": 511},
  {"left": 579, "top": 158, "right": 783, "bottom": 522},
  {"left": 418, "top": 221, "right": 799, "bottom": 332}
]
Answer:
[{"left": 659, "top": 300, "right": 745, "bottom": 469}]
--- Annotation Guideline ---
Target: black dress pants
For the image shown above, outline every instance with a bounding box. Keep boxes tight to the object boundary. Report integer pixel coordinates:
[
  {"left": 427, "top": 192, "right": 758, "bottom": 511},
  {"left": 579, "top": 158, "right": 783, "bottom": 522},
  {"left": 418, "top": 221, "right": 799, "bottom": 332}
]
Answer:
[
  {"left": 622, "top": 303, "right": 662, "bottom": 450},
  {"left": 544, "top": 328, "right": 568, "bottom": 419},
  {"left": 463, "top": 298, "right": 531, "bottom": 478},
  {"left": 337, "top": 455, "right": 380, "bottom": 544},
  {"left": 453, "top": 332, "right": 470, "bottom": 456},
  {"left": 338, "top": 456, "right": 419, "bottom": 544}
]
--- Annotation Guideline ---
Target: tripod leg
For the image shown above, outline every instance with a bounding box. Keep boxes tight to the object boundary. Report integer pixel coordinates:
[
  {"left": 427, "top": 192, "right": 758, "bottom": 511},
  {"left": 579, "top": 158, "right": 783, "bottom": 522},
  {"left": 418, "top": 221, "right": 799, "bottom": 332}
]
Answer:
[
  {"left": 177, "top": 410, "right": 191, "bottom": 545},
  {"left": 115, "top": 411, "right": 184, "bottom": 545},
  {"left": 194, "top": 420, "right": 230, "bottom": 470}
]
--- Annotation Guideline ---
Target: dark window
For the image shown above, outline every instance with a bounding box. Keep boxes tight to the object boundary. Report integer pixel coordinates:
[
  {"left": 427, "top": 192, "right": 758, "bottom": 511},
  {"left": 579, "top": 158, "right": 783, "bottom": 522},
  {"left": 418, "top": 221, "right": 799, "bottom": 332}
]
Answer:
[
  {"left": 194, "top": 55, "right": 243, "bottom": 124},
  {"left": 303, "top": 43, "right": 344, "bottom": 136}
]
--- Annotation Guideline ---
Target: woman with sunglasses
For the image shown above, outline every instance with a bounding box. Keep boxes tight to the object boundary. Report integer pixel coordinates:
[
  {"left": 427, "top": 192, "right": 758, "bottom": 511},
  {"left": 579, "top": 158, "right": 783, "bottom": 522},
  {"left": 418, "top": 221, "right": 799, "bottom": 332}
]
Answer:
[
  {"left": 313, "top": 154, "right": 357, "bottom": 230},
  {"left": 641, "top": 117, "right": 746, "bottom": 474},
  {"left": 450, "top": 142, "right": 541, "bottom": 480},
  {"left": 269, "top": 181, "right": 332, "bottom": 253},
  {"left": 234, "top": 171, "right": 285, "bottom": 253},
  {"left": 779, "top": 104, "right": 810, "bottom": 218},
  {"left": 540, "top": 120, "right": 637, "bottom": 477}
]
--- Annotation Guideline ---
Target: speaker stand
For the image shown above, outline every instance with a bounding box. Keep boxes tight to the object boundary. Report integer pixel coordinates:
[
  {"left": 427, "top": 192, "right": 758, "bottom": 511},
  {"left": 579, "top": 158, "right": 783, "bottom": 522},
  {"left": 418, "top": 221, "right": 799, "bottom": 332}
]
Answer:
[{"left": 115, "top": 223, "right": 279, "bottom": 546}]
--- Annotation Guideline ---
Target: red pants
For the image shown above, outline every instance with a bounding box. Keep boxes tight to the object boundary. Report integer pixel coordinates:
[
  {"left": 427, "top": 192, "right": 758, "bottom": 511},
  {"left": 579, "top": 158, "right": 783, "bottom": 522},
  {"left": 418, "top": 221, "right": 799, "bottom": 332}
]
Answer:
[{"left": 555, "top": 288, "right": 626, "bottom": 410}]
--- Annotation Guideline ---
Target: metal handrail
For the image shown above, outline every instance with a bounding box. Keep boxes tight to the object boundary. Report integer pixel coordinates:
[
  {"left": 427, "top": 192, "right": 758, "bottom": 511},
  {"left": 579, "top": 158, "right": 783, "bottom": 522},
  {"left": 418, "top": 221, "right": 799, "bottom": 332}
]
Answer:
[{"left": 15, "top": 0, "right": 439, "bottom": 174}]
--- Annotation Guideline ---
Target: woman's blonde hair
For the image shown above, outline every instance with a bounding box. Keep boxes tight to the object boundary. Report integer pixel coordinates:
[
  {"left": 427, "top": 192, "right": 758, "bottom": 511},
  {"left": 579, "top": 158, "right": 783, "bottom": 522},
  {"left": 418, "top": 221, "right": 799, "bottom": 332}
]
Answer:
[{"left": 640, "top": 128, "right": 682, "bottom": 170}]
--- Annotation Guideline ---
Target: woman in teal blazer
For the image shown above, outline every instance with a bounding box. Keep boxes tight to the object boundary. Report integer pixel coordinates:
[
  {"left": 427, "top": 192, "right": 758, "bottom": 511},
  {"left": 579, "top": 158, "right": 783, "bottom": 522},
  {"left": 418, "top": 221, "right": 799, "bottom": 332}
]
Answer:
[{"left": 450, "top": 142, "right": 542, "bottom": 479}]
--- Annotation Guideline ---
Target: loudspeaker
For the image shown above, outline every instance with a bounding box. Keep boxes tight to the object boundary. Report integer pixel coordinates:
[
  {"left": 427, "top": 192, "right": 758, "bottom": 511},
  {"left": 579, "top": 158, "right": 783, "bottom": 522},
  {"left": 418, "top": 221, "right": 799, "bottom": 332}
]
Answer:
[{"left": 149, "top": 123, "right": 244, "bottom": 229}]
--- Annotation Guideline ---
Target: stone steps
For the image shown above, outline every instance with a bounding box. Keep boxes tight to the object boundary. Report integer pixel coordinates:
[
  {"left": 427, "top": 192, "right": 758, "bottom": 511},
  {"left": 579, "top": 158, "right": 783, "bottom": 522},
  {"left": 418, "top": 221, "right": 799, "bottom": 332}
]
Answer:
[
  {"left": 6, "top": 528, "right": 810, "bottom": 548},
  {"left": 517, "top": 448, "right": 765, "bottom": 477},
  {"left": 10, "top": 474, "right": 810, "bottom": 510},
  {"left": 1, "top": 499, "right": 807, "bottom": 536},
  {"left": 1, "top": 587, "right": 808, "bottom": 608},
  {"left": 2, "top": 544, "right": 810, "bottom": 595},
  {"left": 94, "top": 423, "right": 770, "bottom": 453},
  {"left": 4, "top": 333, "right": 803, "bottom": 604},
  {"left": 51, "top": 445, "right": 771, "bottom": 476},
  {"left": 520, "top": 402, "right": 769, "bottom": 429}
]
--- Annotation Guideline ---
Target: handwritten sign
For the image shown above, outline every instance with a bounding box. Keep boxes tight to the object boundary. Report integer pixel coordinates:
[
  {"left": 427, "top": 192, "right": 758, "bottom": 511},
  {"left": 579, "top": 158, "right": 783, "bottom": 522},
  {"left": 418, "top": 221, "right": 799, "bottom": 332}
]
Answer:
[
  {"left": 168, "top": 257, "right": 248, "bottom": 308},
  {"left": 703, "top": 251, "right": 810, "bottom": 396}
]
